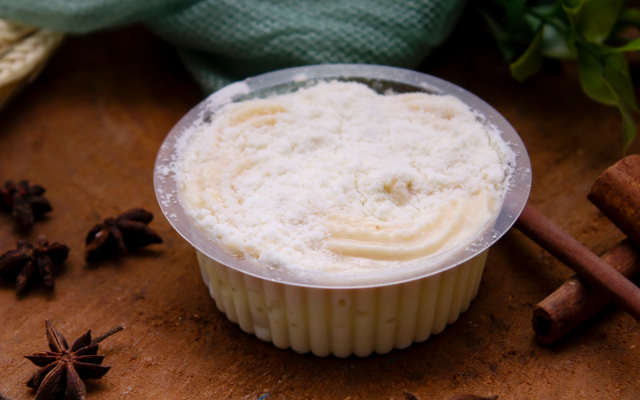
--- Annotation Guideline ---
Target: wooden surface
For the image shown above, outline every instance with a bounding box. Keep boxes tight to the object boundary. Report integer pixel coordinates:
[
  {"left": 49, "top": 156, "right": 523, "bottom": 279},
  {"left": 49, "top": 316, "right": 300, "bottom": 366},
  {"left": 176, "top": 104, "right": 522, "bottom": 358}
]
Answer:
[{"left": 1, "top": 20, "right": 640, "bottom": 400}]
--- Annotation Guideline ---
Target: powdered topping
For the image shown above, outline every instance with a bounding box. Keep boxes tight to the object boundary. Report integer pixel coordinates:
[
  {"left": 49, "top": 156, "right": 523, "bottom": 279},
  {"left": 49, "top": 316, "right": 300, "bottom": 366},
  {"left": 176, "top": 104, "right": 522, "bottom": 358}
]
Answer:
[{"left": 174, "top": 81, "right": 515, "bottom": 273}]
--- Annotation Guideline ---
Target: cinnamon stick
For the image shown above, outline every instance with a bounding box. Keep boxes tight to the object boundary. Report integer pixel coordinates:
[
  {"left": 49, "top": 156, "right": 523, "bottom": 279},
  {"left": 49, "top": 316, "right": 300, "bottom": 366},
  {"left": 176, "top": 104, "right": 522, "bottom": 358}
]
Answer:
[
  {"left": 514, "top": 204, "right": 640, "bottom": 323},
  {"left": 532, "top": 239, "right": 640, "bottom": 344},
  {"left": 588, "top": 154, "right": 640, "bottom": 246}
]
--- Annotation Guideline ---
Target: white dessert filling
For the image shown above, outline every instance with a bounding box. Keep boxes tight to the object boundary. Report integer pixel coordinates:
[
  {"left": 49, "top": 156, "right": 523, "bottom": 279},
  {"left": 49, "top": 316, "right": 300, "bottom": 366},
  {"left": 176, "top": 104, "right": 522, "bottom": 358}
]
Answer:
[{"left": 174, "top": 81, "right": 515, "bottom": 274}]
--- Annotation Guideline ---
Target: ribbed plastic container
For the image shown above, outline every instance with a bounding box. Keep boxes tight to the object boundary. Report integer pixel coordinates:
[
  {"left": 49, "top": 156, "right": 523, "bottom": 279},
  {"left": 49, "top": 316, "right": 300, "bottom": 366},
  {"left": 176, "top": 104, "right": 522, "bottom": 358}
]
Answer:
[
  {"left": 196, "top": 249, "right": 489, "bottom": 357},
  {"left": 154, "top": 64, "right": 531, "bottom": 358}
]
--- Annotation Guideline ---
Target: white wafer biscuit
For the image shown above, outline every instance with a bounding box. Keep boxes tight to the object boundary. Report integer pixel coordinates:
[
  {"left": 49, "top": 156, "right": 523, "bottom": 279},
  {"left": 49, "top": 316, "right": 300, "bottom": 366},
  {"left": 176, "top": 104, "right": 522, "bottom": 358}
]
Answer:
[
  {"left": 0, "top": 20, "right": 64, "bottom": 108},
  {"left": 0, "top": 20, "right": 37, "bottom": 48},
  {"left": 0, "top": 29, "right": 64, "bottom": 87}
]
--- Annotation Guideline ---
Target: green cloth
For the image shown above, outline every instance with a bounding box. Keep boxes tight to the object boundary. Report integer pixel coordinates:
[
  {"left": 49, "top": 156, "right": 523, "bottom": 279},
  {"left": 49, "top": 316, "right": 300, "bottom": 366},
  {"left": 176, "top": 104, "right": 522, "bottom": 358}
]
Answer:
[{"left": 0, "top": 0, "right": 467, "bottom": 93}]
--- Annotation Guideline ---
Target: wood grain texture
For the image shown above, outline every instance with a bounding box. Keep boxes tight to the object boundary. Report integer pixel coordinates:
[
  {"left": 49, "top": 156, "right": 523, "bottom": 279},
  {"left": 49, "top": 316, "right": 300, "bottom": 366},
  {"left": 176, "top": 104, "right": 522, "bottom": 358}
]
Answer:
[{"left": 1, "top": 18, "right": 640, "bottom": 400}]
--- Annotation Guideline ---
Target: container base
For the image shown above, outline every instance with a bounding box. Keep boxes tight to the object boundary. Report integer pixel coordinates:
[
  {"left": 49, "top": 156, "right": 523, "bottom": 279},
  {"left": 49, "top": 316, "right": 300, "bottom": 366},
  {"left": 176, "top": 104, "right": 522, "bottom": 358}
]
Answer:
[{"left": 196, "top": 250, "right": 488, "bottom": 358}]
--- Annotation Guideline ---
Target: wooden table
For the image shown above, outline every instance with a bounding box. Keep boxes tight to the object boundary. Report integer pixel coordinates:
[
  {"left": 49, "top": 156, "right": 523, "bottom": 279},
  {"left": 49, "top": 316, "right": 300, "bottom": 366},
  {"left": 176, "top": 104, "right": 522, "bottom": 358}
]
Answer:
[{"left": 1, "top": 21, "right": 639, "bottom": 400}]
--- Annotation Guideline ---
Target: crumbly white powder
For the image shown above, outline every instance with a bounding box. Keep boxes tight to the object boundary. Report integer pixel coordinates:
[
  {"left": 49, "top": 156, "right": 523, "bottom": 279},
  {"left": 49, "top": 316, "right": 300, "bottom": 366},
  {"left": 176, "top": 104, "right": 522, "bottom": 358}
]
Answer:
[{"left": 174, "top": 81, "right": 515, "bottom": 273}]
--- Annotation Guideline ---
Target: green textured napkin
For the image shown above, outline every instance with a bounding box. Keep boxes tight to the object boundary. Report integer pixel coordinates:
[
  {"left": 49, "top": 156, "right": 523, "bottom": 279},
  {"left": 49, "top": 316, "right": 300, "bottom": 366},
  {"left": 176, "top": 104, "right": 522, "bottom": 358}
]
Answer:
[{"left": 0, "top": 0, "right": 467, "bottom": 93}]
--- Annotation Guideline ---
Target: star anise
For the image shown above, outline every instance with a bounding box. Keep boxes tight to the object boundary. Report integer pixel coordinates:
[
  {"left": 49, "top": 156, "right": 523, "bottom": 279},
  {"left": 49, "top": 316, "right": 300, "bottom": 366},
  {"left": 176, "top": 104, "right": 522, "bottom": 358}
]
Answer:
[
  {"left": 85, "top": 208, "right": 163, "bottom": 261},
  {"left": 25, "top": 320, "right": 123, "bottom": 400},
  {"left": 0, "top": 237, "right": 69, "bottom": 294},
  {"left": 0, "top": 180, "right": 52, "bottom": 229}
]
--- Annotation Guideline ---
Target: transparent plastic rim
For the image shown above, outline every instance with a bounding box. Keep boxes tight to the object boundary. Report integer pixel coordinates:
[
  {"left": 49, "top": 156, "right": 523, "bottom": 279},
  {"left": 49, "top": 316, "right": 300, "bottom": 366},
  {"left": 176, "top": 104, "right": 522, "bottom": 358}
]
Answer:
[{"left": 154, "top": 64, "right": 532, "bottom": 289}]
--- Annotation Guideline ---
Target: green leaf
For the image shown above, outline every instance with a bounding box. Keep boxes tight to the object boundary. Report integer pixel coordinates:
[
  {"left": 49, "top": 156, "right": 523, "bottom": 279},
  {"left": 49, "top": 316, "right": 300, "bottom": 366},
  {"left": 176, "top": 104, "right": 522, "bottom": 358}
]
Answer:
[
  {"left": 541, "top": 20, "right": 576, "bottom": 59},
  {"left": 620, "top": 101, "right": 636, "bottom": 150},
  {"left": 504, "top": 0, "right": 536, "bottom": 38},
  {"left": 611, "top": 37, "right": 640, "bottom": 52},
  {"left": 530, "top": 4, "right": 560, "bottom": 18},
  {"left": 577, "top": 46, "right": 638, "bottom": 150},
  {"left": 563, "top": 0, "right": 586, "bottom": 21},
  {"left": 618, "top": 7, "right": 640, "bottom": 24},
  {"left": 506, "top": 0, "right": 527, "bottom": 33},
  {"left": 563, "top": 0, "right": 586, "bottom": 54},
  {"left": 577, "top": 47, "right": 617, "bottom": 106},
  {"left": 579, "top": 0, "right": 625, "bottom": 43},
  {"left": 480, "top": 8, "right": 516, "bottom": 61},
  {"left": 510, "top": 28, "right": 544, "bottom": 82},
  {"left": 602, "top": 51, "right": 639, "bottom": 112},
  {"left": 602, "top": 78, "right": 637, "bottom": 150},
  {"left": 523, "top": 13, "right": 544, "bottom": 34}
]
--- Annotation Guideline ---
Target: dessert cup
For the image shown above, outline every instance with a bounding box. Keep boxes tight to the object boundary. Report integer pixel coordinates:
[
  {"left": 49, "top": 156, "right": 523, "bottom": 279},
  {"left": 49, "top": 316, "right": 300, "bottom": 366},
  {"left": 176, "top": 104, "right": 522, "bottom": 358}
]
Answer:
[{"left": 154, "top": 64, "right": 532, "bottom": 358}]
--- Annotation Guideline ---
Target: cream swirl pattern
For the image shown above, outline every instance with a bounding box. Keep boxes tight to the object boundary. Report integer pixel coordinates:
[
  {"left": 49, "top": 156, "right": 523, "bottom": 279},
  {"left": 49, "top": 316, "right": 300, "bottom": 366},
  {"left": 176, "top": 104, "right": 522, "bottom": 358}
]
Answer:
[{"left": 174, "top": 81, "right": 514, "bottom": 274}]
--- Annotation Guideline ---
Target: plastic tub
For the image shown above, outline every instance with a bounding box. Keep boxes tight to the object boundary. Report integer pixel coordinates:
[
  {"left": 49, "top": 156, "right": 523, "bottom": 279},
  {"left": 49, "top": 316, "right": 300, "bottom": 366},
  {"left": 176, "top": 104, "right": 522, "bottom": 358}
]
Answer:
[{"left": 154, "top": 64, "right": 532, "bottom": 358}]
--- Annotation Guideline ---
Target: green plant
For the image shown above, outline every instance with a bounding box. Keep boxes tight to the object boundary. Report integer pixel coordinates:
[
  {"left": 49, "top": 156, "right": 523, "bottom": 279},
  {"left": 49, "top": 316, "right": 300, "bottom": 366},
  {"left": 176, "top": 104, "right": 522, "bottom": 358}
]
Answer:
[{"left": 481, "top": 0, "right": 640, "bottom": 151}]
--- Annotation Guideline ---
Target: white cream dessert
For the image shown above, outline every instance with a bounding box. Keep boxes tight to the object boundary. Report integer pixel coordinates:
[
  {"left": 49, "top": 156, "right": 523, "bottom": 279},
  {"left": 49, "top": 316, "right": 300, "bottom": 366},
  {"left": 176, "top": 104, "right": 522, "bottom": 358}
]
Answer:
[
  {"left": 160, "top": 75, "right": 525, "bottom": 358},
  {"left": 174, "top": 81, "right": 514, "bottom": 274}
]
